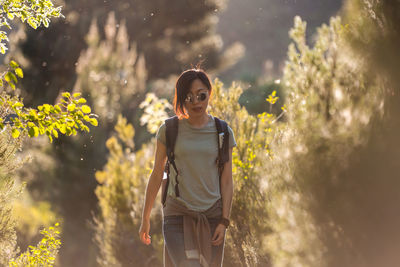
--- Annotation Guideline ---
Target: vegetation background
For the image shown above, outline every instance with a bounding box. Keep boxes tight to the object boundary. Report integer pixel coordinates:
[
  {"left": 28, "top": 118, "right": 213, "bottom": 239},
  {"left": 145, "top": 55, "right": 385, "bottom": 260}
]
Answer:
[{"left": 1, "top": 0, "right": 400, "bottom": 266}]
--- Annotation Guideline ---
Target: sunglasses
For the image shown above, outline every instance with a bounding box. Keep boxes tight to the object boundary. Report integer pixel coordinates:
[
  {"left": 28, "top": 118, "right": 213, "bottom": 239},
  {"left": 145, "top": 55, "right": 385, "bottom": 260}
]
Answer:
[{"left": 184, "top": 91, "right": 208, "bottom": 103}]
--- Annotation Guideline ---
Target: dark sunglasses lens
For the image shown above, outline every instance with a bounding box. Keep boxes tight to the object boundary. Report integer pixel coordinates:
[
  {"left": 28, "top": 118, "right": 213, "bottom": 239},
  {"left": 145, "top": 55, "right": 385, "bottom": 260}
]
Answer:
[{"left": 199, "top": 92, "right": 207, "bottom": 101}]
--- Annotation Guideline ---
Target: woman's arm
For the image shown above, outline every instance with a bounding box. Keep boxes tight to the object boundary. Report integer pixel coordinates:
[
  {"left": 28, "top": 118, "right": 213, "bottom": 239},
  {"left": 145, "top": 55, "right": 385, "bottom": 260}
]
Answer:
[
  {"left": 212, "top": 147, "right": 234, "bottom": 246},
  {"left": 139, "top": 139, "right": 167, "bottom": 245},
  {"left": 220, "top": 147, "right": 234, "bottom": 220}
]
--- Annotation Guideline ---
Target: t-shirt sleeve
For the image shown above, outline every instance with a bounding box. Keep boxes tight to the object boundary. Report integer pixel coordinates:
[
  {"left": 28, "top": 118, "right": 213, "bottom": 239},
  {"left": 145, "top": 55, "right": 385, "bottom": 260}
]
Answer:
[
  {"left": 227, "top": 125, "right": 237, "bottom": 148},
  {"left": 156, "top": 122, "right": 166, "bottom": 146}
]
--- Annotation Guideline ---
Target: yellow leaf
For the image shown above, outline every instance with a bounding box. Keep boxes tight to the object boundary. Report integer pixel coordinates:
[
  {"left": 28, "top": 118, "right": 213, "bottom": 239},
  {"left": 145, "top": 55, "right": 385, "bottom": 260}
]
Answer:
[
  {"left": 15, "top": 68, "right": 23, "bottom": 78},
  {"left": 81, "top": 105, "right": 91, "bottom": 114},
  {"left": 90, "top": 118, "right": 98, "bottom": 126},
  {"left": 11, "top": 128, "right": 20, "bottom": 138},
  {"left": 67, "top": 104, "right": 76, "bottom": 112},
  {"left": 9, "top": 60, "right": 19, "bottom": 68}
]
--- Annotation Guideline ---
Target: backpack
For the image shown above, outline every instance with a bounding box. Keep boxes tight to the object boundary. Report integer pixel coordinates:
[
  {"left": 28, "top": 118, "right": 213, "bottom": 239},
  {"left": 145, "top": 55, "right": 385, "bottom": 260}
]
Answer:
[{"left": 161, "top": 115, "right": 230, "bottom": 207}]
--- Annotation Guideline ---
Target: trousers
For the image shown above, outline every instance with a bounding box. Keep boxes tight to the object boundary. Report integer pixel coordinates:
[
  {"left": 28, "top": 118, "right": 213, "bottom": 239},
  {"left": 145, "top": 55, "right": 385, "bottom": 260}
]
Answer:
[{"left": 163, "top": 215, "right": 225, "bottom": 267}]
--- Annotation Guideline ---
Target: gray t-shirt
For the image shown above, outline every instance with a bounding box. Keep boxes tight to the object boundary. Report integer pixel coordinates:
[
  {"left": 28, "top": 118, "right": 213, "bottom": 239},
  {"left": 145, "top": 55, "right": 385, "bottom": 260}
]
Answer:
[{"left": 156, "top": 114, "right": 237, "bottom": 211}]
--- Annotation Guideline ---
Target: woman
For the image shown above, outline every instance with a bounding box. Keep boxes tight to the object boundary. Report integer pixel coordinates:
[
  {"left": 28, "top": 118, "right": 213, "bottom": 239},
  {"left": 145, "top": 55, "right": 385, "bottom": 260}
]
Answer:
[{"left": 139, "top": 68, "right": 236, "bottom": 267}]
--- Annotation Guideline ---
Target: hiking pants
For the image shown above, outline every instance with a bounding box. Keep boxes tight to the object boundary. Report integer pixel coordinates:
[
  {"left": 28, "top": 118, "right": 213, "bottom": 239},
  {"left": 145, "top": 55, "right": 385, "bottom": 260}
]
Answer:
[{"left": 163, "top": 215, "right": 225, "bottom": 267}]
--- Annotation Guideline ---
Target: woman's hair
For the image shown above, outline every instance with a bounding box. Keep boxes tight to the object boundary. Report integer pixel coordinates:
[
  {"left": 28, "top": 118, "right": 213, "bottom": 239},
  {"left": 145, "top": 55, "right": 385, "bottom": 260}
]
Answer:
[{"left": 173, "top": 68, "right": 212, "bottom": 119}]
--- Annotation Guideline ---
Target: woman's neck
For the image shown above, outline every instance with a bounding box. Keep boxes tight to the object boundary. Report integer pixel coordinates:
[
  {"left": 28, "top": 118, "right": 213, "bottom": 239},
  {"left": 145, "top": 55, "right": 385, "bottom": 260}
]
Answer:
[{"left": 186, "top": 112, "right": 210, "bottom": 128}]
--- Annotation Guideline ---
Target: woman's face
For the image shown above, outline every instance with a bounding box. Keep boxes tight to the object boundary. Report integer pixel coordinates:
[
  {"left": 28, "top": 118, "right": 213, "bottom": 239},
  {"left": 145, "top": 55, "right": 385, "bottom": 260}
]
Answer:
[{"left": 183, "top": 79, "right": 210, "bottom": 118}]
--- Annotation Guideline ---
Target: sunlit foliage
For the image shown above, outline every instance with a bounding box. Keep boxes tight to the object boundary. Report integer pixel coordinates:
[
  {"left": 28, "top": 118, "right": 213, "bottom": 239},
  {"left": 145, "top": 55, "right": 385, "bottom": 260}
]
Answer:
[
  {"left": 73, "top": 12, "right": 147, "bottom": 126},
  {"left": 0, "top": 129, "right": 24, "bottom": 264},
  {"left": 45, "top": 13, "right": 151, "bottom": 265},
  {"left": 9, "top": 223, "right": 61, "bottom": 267},
  {"left": 0, "top": 91, "right": 97, "bottom": 142},
  {"left": 139, "top": 93, "right": 173, "bottom": 134},
  {"left": 15, "top": 0, "right": 243, "bottom": 108},
  {"left": 93, "top": 115, "right": 163, "bottom": 266},
  {"left": 0, "top": 1, "right": 95, "bottom": 266},
  {"left": 0, "top": 0, "right": 63, "bottom": 54},
  {"left": 262, "top": 15, "right": 384, "bottom": 267},
  {"left": 208, "top": 79, "right": 282, "bottom": 266},
  {"left": 0, "top": 0, "right": 95, "bottom": 142}
]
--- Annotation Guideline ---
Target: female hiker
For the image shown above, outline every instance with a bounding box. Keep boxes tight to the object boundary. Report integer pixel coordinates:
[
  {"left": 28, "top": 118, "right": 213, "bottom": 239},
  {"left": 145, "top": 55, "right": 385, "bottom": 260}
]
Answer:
[{"left": 139, "top": 68, "right": 236, "bottom": 267}]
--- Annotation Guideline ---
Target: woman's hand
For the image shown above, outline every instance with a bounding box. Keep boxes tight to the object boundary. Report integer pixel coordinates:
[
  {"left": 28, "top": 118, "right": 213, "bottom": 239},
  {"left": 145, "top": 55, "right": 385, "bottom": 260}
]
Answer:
[
  {"left": 139, "top": 219, "right": 151, "bottom": 245},
  {"left": 139, "top": 140, "right": 166, "bottom": 246},
  {"left": 211, "top": 224, "right": 226, "bottom": 246}
]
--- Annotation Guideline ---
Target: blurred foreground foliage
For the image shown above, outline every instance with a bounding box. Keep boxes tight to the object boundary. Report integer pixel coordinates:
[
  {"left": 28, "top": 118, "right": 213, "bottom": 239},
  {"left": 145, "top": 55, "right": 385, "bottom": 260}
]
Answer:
[
  {"left": 0, "top": 130, "right": 23, "bottom": 265},
  {"left": 262, "top": 14, "right": 384, "bottom": 267},
  {"left": 0, "top": 0, "right": 96, "bottom": 266},
  {"left": 0, "top": 0, "right": 97, "bottom": 142}
]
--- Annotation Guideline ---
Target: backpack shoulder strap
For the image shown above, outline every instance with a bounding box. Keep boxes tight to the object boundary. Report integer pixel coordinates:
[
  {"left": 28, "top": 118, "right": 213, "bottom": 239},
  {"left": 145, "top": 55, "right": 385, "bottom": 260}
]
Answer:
[
  {"left": 163, "top": 115, "right": 181, "bottom": 202},
  {"left": 214, "top": 116, "right": 230, "bottom": 172},
  {"left": 162, "top": 115, "right": 179, "bottom": 206},
  {"left": 165, "top": 115, "right": 179, "bottom": 161}
]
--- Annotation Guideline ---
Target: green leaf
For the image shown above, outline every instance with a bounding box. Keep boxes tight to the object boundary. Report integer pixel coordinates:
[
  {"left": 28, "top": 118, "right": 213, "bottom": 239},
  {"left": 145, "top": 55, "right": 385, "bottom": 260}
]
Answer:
[
  {"left": 66, "top": 127, "right": 72, "bottom": 136},
  {"left": 9, "top": 60, "right": 19, "bottom": 68},
  {"left": 4, "top": 72, "right": 11, "bottom": 82},
  {"left": 6, "top": 72, "right": 18, "bottom": 83},
  {"left": 28, "top": 127, "right": 34, "bottom": 137},
  {"left": 15, "top": 68, "right": 23, "bottom": 78},
  {"left": 81, "top": 105, "right": 91, "bottom": 114},
  {"left": 11, "top": 128, "right": 20, "bottom": 138},
  {"left": 9, "top": 82, "right": 15, "bottom": 90}
]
